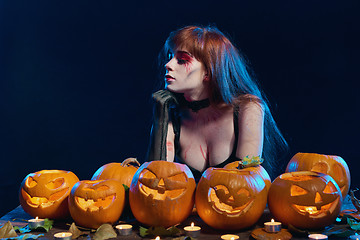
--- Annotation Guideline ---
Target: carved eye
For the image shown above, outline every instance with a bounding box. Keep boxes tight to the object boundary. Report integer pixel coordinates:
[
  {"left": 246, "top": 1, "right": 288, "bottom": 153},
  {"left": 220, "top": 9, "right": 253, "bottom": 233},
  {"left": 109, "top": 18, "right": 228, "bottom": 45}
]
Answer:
[
  {"left": 323, "top": 181, "right": 337, "bottom": 194},
  {"left": 25, "top": 176, "right": 37, "bottom": 188},
  {"left": 291, "top": 185, "right": 308, "bottom": 196},
  {"left": 46, "top": 178, "right": 65, "bottom": 189},
  {"left": 165, "top": 172, "right": 188, "bottom": 190},
  {"left": 139, "top": 170, "right": 159, "bottom": 189},
  {"left": 236, "top": 188, "right": 250, "bottom": 197}
]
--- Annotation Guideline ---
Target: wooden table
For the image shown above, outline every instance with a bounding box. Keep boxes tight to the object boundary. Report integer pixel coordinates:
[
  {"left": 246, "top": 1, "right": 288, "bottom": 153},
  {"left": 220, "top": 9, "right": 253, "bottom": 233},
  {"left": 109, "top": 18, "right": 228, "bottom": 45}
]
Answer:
[{"left": 0, "top": 197, "right": 355, "bottom": 239}]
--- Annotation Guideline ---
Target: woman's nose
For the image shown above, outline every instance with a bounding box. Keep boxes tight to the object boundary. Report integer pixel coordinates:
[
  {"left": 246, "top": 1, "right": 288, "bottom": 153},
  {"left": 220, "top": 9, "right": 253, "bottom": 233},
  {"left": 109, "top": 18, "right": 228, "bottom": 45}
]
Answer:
[{"left": 165, "top": 58, "right": 174, "bottom": 71}]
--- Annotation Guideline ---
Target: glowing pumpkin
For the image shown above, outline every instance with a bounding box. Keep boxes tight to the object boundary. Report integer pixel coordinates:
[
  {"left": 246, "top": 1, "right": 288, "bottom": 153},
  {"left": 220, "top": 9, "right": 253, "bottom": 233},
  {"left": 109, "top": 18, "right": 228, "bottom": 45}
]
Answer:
[
  {"left": 68, "top": 179, "right": 125, "bottom": 229},
  {"left": 91, "top": 158, "right": 140, "bottom": 187},
  {"left": 19, "top": 170, "right": 79, "bottom": 219},
  {"left": 268, "top": 171, "right": 342, "bottom": 229},
  {"left": 286, "top": 152, "right": 350, "bottom": 199},
  {"left": 195, "top": 167, "right": 267, "bottom": 230},
  {"left": 224, "top": 161, "right": 271, "bottom": 192},
  {"left": 129, "top": 161, "right": 196, "bottom": 227}
]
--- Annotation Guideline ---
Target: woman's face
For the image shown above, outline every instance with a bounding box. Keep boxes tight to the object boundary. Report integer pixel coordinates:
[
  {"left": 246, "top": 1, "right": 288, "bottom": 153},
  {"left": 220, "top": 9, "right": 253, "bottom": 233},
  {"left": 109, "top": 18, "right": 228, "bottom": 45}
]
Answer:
[{"left": 165, "top": 49, "right": 208, "bottom": 100}]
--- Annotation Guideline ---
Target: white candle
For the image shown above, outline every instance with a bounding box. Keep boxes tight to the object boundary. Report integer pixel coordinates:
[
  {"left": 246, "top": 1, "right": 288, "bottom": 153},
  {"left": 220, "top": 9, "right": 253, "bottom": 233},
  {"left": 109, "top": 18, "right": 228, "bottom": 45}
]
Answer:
[
  {"left": 28, "top": 217, "right": 45, "bottom": 229},
  {"left": 116, "top": 224, "right": 132, "bottom": 235},
  {"left": 264, "top": 219, "right": 281, "bottom": 233},
  {"left": 221, "top": 234, "right": 240, "bottom": 239},
  {"left": 54, "top": 232, "right": 72, "bottom": 240},
  {"left": 350, "top": 235, "right": 360, "bottom": 240},
  {"left": 184, "top": 222, "right": 201, "bottom": 238},
  {"left": 308, "top": 234, "right": 328, "bottom": 239}
]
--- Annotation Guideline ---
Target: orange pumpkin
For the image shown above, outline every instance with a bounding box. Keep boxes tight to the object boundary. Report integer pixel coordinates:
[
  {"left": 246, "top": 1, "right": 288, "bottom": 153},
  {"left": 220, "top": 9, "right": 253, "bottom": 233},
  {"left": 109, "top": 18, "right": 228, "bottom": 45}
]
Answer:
[
  {"left": 224, "top": 161, "right": 271, "bottom": 192},
  {"left": 195, "top": 167, "right": 267, "bottom": 230},
  {"left": 68, "top": 179, "right": 125, "bottom": 229},
  {"left": 129, "top": 161, "right": 196, "bottom": 227},
  {"left": 268, "top": 171, "right": 342, "bottom": 229},
  {"left": 19, "top": 170, "right": 79, "bottom": 219},
  {"left": 91, "top": 158, "right": 140, "bottom": 188},
  {"left": 286, "top": 153, "right": 350, "bottom": 199}
]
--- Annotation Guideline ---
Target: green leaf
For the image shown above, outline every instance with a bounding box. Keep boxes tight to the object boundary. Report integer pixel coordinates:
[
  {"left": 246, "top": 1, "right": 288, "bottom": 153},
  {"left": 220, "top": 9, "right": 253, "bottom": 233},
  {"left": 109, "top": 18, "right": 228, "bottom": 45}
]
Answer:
[
  {"left": 139, "top": 226, "right": 148, "bottom": 237},
  {"left": 93, "top": 224, "right": 117, "bottom": 240},
  {"left": 348, "top": 218, "right": 360, "bottom": 231}
]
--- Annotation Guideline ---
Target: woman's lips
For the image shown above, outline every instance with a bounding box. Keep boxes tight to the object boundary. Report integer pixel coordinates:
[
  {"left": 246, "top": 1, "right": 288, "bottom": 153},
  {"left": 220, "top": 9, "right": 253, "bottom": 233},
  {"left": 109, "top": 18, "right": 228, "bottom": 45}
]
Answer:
[{"left": 165, "top": 75, "right": 175, "bottom": 82}]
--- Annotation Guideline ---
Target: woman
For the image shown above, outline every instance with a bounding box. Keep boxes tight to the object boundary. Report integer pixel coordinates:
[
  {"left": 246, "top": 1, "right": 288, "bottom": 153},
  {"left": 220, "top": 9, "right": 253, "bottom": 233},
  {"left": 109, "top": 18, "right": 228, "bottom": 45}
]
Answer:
[{"left": 147, "top": 25, "right": 288, "bottom": 181}]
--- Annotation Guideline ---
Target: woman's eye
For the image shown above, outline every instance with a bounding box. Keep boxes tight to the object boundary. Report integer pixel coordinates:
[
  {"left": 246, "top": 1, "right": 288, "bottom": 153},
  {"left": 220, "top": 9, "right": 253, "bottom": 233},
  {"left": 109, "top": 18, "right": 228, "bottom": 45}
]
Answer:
[{"left": 177, "top": 58, "right": 187, "bottom": 65}]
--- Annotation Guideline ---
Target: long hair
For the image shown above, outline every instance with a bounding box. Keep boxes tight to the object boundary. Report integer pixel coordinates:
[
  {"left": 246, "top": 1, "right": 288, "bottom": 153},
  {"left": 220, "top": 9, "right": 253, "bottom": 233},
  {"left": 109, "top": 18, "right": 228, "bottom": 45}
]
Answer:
[{"left": 159, "top": 25, "right": 288, "bottom": 178}]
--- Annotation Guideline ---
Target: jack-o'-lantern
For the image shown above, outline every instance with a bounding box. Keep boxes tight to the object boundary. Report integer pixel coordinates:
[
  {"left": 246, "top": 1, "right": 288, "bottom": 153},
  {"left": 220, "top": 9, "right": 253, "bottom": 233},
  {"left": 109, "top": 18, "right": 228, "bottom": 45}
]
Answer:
[
  {"left": 19, "top": 170, "right": 79, "bottom": 219},
  {"left": 224, "top": 161, "right": 271, "bottom": 192},
  {"left": 286, "top": 152, "right": 350, "bottom": 199},
  {"left": 129, "top": 161, "right": 196, "bottom": 227},
  {"left": 195, "top": 167, "right": 267, "bottom": 230},
  {"left": 91, "top": 158, "right": 140, "bottom": 187},
  {"left": 268, "top": 171, "right": 342, "bottom": 229},
  {"left": 68, "top": 179, "right": 125, "bottom": 229}
]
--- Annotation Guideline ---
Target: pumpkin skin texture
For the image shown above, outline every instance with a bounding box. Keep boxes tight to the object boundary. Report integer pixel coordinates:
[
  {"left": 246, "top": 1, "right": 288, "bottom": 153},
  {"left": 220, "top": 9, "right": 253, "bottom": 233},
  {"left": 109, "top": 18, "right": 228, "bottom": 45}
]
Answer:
[
  {"left": 285, "top": 152, "right": 350, "bottom": 199},
  {"left": 68, "top": 179, "right": 125, "bottom": 229},
  {"left": 19, "top": 170, "right": 79, "bottom": 219},
  {"left": 268, "top": 171, "right": 342, "bottom": 229},
  {"left": 224, "top": 162, "right": 271, "bottom": 192},
  {"left": 91, "top": 158, "right": 139, "bottom": 188},
  {"left": 129, "top": 161, "right": 196, "bottom": 227},
  {"left": 195, "top": 167, "right": 267, "bottom": 230}
]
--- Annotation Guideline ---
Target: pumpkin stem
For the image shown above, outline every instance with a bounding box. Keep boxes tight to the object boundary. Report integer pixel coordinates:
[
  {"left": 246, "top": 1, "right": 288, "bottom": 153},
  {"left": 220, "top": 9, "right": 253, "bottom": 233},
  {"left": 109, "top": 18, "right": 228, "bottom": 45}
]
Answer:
[
  {"left": 122, "top": 158, "right": 141, "bottom": 167},
  {"left": 236, "top": 155, "right": 264, "bottom": 169}
]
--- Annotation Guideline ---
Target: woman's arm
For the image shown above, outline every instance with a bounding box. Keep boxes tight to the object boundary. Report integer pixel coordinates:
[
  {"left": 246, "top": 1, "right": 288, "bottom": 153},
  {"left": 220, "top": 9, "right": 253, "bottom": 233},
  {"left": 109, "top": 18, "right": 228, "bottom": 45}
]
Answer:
[
  {"left": 236, "top": 102, "right": 265, "bottom": 160},
  {"left": 166, "top": 122, "right": 175, "bottom": 162}
]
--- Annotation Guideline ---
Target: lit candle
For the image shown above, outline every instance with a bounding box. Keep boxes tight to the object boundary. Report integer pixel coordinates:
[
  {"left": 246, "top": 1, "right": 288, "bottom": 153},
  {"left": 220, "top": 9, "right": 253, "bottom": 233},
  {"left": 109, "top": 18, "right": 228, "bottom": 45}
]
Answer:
[
  {"left": 264, "top": 219, "right": 281, "bottom": 233},
  {"left": 28, "top": 217, "right": 45, "bottom": 229},
  {"left": 154, "top": 237, "right": 160, "bottom": 240},
  {"left": 116, "top": 224, "right": 132, "bottom": 235},
  {"left": 308, "top": 234, "right": 328, "bottom": 239},
  {"left": 54, "top": 232, "right": 72, "bottom": 240},
  {"left": 350, "top": 235, "right": 360, "bottom": 240},
  {"left": 221, "top": 234, "right": 240, "bottom": 239},
  {"left": 183, "top": 222, "right": 201, "bottom": 238}
]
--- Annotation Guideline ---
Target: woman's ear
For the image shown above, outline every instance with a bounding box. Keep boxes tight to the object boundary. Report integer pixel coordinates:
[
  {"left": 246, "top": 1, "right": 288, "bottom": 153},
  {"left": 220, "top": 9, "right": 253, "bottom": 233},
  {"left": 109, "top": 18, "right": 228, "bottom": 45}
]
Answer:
[{"left": 203, "top": 73, "right": 209, "bottom": 81}]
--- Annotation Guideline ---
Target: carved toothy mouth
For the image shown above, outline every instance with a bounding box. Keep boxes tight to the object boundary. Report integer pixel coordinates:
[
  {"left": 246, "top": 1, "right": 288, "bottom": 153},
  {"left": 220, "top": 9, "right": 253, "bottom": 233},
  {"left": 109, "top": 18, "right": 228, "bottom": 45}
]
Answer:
[
  {"left": 208, "top": 188, "right": 254, "bottom": 216},
  {"left": 75, "top": 194, "right": 116, "bottom": 211},
  {"left": 23, "top": 188, "right": 69, "bottom": 208},
  {"left": 292, "top": 197, "right": 340, "bottom": 218},
  {"left": 140, "top": 183, "right": 185, "bottom": 200}
]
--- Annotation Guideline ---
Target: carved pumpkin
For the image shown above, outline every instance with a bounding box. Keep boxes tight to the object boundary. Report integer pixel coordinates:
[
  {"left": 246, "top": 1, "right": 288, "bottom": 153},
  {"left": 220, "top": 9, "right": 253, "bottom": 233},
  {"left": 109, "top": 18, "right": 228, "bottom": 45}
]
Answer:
[
  {"left": 224, "top": 162, "right": 271, "bottom": 192},
  {"left": 195, "top": 167, "right": 267, "bottom": 230},
  {"left": 19, "top": 170, "right": 79, "bottom": 219},
  {"left": 268, "top": 171, "right": 342, "bottom": 229},
  {"left": 286, "top": 152, "right": 350, "bottom": 199},
  {"left": 68, "top": 179, "right": 125, "bottom": 229},
  {"left": 91, "top": 158, "right": 140, "bottom": 188},
  {"left": 129, "top": 161, "right": 196, "bottom": 227}
]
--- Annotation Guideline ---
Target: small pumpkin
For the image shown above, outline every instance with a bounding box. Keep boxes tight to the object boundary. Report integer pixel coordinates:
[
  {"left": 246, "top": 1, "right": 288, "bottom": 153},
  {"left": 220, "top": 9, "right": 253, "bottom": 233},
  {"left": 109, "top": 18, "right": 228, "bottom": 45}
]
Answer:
[
  {"left": 285, "top": 152, "right": 350, "bottom": 199},
  {"left": 68, "top": 179, "right": 125, "bottom": 229},
  {"left": 195, "top": 167, "right": 267, "bottom": 230},
  {"left": 268, "top": 171, "right": 342, "bottom": 229},
  {"left": 224, "top": 161, "right": 271, "bottom": 192},
  {"left": 91, "top": 158, "right": 140, "bottom": 188},
  {"left": 19, "top": 170, "right": 79, "bottom": 219},
  {"left": 129, "top": 161, "right": 196, "bottom": 227}
]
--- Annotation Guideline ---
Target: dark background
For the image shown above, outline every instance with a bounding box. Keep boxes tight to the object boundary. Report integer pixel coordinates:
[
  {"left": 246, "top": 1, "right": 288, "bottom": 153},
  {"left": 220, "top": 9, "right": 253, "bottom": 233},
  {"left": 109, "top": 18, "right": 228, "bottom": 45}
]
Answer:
[{"left": 1, "top": 0, "right": 359, "bottom": 217}]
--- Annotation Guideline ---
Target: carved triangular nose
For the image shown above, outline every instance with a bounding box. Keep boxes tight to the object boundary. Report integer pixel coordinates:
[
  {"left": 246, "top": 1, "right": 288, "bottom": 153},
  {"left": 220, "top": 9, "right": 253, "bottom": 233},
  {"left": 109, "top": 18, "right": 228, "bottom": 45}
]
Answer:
[
  {"left": 315, "top": 192, "right": 322, "bottom": 203},
  {"left": 158, "top": 178, "right": 165, "bottom": 187}
]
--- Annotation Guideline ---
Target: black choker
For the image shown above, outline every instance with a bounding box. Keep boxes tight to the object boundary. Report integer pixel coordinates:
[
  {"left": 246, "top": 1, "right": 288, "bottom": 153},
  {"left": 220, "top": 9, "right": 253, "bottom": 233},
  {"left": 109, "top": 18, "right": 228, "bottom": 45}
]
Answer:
[{"left": 180, "top": 97, "right": 210, "bottom": 112}]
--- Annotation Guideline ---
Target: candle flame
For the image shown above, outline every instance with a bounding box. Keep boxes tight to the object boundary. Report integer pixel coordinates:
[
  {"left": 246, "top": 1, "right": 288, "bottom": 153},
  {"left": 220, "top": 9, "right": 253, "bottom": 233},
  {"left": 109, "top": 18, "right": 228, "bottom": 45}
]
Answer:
[
  {"left": 119, "top": 226, "right": 122, "bottom": 229},
  {"left": 35, "top": 216, "right": 38, "bottom": 220},
  {"left": 61, "top": 233, "right": 65, "bottom": 237},
  {"left": 231, "top": 238, "right": 234, "bottom": 240},
  {"left": 271, "top": 219, "right": 274, "bottom": 223},
  {"left": 191, "top": 222, "right": 194, "bottom": 228},
  {"left": 155, "top": 237, "right": 160, "bottom": 240}
]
